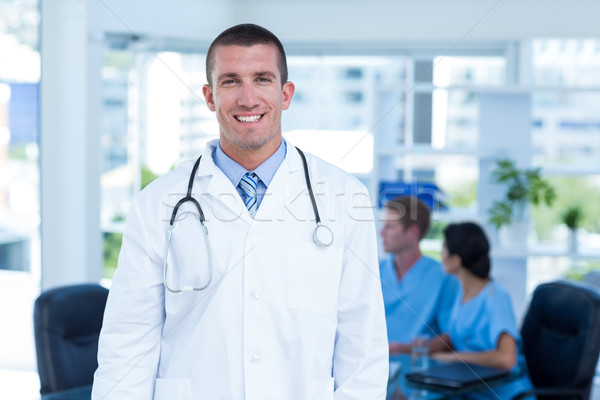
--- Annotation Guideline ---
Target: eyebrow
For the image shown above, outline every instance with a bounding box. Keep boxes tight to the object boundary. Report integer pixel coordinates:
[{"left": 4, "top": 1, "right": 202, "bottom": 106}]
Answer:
[{"left": 255, "top": 71, "right": 277, "bottom": 79}]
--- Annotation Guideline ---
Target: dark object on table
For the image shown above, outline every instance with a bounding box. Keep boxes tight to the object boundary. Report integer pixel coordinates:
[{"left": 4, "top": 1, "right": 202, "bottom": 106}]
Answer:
[{"left": 406, "top": 362, "right": 511, "bottom": 390}]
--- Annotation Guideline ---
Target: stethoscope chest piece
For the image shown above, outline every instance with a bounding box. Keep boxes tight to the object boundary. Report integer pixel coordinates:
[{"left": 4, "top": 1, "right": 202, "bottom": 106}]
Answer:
[{"left": 313, "top": 223, "right": 334, "bottom": 247}]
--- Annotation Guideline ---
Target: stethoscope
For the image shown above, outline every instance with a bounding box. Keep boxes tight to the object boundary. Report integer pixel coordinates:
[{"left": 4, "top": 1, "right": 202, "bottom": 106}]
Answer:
[{"left": 163, "top": 146, "right": 334, "bottom": 293}]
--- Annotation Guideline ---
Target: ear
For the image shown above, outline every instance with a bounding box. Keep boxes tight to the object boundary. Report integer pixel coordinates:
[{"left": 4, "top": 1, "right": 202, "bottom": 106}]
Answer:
[
  {"left": 450, "top": 254, "right": 462, "bottom": 269},
  {"left": 281, "top": 81, "right": 295, "bottom": 110},
  {"left": 408, "top": 224, "right": 421, "bottom": 241},
  {"left": 202, "top": 84, "right": 216, "bottom": 112}
]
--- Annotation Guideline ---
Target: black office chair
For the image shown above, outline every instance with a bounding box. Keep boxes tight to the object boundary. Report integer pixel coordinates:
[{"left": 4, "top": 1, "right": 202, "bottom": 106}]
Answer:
[
  {"left": 33, "top": 283, "right": 109, "bottom": 395},
  {"left": 512, "top": 280, "right": 600, "bottom": 400}
]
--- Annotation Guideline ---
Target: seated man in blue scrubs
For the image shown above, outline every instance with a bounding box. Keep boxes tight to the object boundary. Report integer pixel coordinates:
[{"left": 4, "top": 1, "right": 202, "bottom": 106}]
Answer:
[{"left": 379, "top": 196, "right": 458, "bottom": 353}]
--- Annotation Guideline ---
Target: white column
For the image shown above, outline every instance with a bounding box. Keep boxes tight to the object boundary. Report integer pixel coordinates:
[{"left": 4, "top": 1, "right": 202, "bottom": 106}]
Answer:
[
  {"left": 478, "top": 91, "right": 532, "bottom": 320},
  {"left": 40, "top": 0, "right": 103, "bottom": 290}
]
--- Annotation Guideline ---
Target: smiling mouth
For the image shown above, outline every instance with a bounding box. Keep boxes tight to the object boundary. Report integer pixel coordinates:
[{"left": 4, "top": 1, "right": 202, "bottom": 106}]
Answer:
[{"left": 235, "top": 114, "right": 263, "bottom": 123}]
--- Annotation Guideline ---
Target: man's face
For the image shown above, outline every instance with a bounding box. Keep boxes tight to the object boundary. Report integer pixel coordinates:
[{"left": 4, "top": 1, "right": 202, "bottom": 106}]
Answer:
[
  {"left": 380, "top": 207, "right": 415, "bottom": 254},
  {"left": 202, "top": 44, "right": 294, "bottom": 157}
]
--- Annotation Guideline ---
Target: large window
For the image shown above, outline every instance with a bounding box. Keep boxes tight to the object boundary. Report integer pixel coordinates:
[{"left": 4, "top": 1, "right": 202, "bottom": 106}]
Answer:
[
  {"left": 100, "top": 47, "right": 513, "bottom": 274},
  {"left": 374, "top": 55, "right": 507, "bottom": 217},
  {"left": 100, "top": 51, "right": 411, "bottom": 276},
  {"left": 0, "top": 0, "right": 41, "bottom": 395},
  {"left": 528, "top": 39, "right": 600, "bottom": 291},
  {"left": 0, "top": 0, "right": 40, "bottom": 273},
  {"left": 99, "top": 40, "right": 600, "bottom": 307}
]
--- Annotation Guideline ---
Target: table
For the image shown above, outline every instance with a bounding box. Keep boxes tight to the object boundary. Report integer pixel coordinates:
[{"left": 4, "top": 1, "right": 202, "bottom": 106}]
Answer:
[
  {"left": 387, "top": 354, "right": 444, "bottom": 400},
  {"left": 388, "top": 354, "right": 522, "bottom": 400},
  {"left": 40, "top": 385, "right": 91, "bottom": 400}
]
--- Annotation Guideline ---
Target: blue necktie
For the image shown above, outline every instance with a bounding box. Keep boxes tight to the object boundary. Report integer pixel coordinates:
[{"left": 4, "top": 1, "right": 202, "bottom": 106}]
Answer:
[{"left": 239, "top": 172, "right": 259, "bottom": 217}]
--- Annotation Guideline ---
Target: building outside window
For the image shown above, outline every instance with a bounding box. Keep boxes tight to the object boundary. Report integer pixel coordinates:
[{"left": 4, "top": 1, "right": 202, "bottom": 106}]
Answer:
[{"left": 0, "top": 0, "right": 41, "bottom": 395}]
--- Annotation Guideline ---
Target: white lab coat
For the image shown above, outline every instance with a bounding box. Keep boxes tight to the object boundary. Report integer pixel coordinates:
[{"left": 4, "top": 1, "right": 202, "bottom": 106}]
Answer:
[{"left": 92, "top": 140, "right": 388, "bottom": 400}]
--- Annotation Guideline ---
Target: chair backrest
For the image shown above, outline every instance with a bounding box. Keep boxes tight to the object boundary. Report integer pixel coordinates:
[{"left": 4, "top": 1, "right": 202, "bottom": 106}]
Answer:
[
  {"left": 520, "top": 280, "right": 600, "bottom": 398},
  {"left": 33, "top": 283, "right": 109, "bottom": 394}
]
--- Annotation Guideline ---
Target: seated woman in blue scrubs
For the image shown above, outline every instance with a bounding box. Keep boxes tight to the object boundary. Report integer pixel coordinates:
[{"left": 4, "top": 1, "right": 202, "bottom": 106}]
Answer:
[{"left": 429, "top": 222, "right": 534, "bottom": 400}]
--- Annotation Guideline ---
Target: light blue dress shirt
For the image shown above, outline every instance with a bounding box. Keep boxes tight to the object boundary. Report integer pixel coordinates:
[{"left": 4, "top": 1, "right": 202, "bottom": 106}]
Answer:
[
  {"left": 448, "top": 280, "right": 534, "bottom": 400},
  {"left": 380, "top": 255, "right": 459, "bottom": 343},
  {"left": 212, "top": 139, "right": 287, "bottom": 210}
]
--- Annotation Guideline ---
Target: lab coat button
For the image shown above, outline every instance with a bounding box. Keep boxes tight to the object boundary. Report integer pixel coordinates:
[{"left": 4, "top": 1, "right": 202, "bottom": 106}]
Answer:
[
  {"left": 250, "top": 290, "right": 261, "bottom": 301},
  {"left": 251, "top": 354, "right": 261, "bottom": 365}
]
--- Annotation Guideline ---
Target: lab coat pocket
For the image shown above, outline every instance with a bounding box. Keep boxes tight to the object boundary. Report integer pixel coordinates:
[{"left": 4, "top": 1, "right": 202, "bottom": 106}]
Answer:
[
  {"left": 287, "top": 242, "right": 343, "bottom": 314},
  {"left": 154, "top": 378, "right": 192, "bottom": 400}
]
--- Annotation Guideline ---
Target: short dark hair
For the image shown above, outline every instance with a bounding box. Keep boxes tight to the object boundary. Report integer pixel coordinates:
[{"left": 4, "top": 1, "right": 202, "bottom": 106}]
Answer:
[
  {"left": 205, "top": 23, "right": 288, "bottom": 87},
  {"left": 384, "top": 196, "right": 431, "bottom": 240},
  {"left": 443, "top": 222, "right": 491, "bottom": 279}
]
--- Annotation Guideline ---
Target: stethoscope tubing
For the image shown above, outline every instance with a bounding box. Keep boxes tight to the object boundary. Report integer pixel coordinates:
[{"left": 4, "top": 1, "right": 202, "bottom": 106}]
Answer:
[{"left": 163, "top": 147, "right": 332, "bottom": 293}]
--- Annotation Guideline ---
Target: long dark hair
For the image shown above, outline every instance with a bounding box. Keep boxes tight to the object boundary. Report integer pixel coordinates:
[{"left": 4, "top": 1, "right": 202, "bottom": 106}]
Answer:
[{"left": 443, "top": 222, "right": 491, "bottom": 279}]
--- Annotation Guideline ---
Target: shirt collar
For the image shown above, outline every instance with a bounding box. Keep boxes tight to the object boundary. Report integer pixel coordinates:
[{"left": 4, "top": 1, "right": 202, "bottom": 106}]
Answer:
[{"left": 213, "top": 139, "right": 287, "bottom": 187}]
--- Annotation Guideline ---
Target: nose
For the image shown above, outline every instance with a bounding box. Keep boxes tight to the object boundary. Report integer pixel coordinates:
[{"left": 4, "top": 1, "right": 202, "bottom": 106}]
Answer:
[{"left": 237, "top": 82, "right": 259, "bottom": 108}]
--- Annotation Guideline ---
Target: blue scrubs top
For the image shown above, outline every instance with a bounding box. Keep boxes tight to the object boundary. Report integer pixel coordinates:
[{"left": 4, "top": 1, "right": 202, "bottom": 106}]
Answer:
[
  {"left": 380, "top": 255, "right": 459, "bottom": 343},
  {"left": 448, "top": 281, "right": 534, "bottom": 400}
]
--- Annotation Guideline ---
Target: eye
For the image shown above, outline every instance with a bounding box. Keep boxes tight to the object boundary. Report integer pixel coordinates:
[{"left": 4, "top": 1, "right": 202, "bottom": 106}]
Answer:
[
  {"left": 221, "top": 79, "right": 237, "bottom": 87},
  {"left": 257, "top": 77, "right": 272, "bottom": 84}
]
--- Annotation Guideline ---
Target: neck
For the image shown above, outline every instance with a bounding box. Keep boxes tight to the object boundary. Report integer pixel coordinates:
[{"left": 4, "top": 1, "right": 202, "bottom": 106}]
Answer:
[
  {"left": 457, "top": 269, "right": 489, "bottom": 302},
  {"left": 220, "top": 136, "right": 282, "bottom": 171},
  {"left": 393, "top": 248, "right": 422, "bottom": 280}
]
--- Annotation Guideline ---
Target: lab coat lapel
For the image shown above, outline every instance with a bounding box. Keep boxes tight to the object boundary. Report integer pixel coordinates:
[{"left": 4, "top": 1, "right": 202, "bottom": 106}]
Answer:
[
  {"left": 196, "top": 143, "right": 253, "bottom": 225},
  {"left": 194, "top": 140, "right": 309, "bottom": 224},
  {"left": 284, "top": 146, "right": 313, "bottom": 221},
  {"left": 256, "top": 144, "right": 312, "bottom": 223},
  {"left": 253, "top": 143, "right": 309, "bottom": 223}
]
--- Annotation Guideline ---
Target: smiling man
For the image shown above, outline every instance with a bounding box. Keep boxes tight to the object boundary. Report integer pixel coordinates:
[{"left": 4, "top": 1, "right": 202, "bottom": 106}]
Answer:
[
  {"left": 92, "top": 24, "right": 388, "bottom": 399},
  {"left": 203, "top": 42, "right": 293, "bottom": 169}
]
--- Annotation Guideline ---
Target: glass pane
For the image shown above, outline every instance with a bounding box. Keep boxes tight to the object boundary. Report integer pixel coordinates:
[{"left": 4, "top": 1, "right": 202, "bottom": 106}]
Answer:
[
  {"left": 101, "top": 50, "right": 136, "bottom": 278},
  {"left": 0, "top": 0, "right": 40, "bottom": 394},
  {"left": 527, "top": 256, "right": 571, "bottom": 294},
  {"left": 284, "top": 56, "right": 408, "bottom": 176},
  {"left": 374, "top": 90, "right": 408, "bottom": 145},
  {"left": 285, "top": 55, "right": 409, "bottom": 132},
  {"left": 532, "top": 39, "right": 600, "bottom": 87},
  {"left": 532, "top": 91, "right": 600, "bottom": 168},
  {"left": 0, "top": 1, "right": 40, "bottom": 273},
  {"left": 101, "top": 50, "right": 213, "bottom": 277},
  {"left": 389, "top": 154, "right": 479, "bottom": 213},
  {"left": 527, "top": 257, "right": 600, "bottom": 296},
  {"left": 432, "top": 89, "right": 479, "bottom": 150},
  {"left": 532, "top": 175, "right": 600, "bottom": 254},
  {"left": 433, "top": 56, "right": 506, "bottom": 87}
]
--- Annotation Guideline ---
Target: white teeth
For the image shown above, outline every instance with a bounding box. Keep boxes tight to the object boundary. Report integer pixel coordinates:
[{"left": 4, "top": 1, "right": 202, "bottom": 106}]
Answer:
[{"left": 236, "top": 115, "right": 261, "bottom": 122}]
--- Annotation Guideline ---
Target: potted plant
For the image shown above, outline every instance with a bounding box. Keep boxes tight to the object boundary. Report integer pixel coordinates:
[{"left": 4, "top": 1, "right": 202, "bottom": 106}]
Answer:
[
  {"left": 487, "top": 159, "right": 556, "bottom": 249},
  {"left": 561, "top": 205, "right": 583, "bottom": 253}
]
